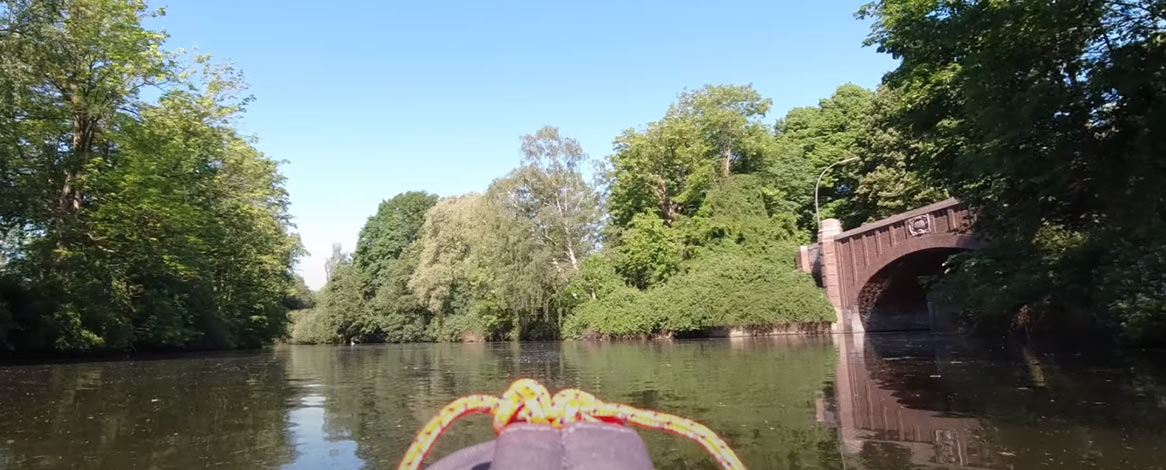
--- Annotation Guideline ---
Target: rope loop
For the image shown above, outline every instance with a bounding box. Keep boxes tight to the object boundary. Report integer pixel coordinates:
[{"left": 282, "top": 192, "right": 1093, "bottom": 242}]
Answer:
[{"left": 397, "top": 379, "right": 746, "bottom": 470}]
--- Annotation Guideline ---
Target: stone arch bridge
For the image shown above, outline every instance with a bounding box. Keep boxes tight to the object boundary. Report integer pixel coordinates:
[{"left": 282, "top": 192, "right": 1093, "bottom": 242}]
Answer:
[{"left": 797, "top": 199, "right": 979, "bottom": 333}]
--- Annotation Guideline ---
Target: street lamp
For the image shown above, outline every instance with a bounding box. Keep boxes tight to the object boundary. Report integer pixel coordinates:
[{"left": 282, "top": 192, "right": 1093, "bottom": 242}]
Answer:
[{"left": 815, "top": 157, "right": 859, "bottom": 225}]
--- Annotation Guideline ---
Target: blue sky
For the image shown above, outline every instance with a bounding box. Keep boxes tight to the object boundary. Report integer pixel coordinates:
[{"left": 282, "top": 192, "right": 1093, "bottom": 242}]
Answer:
[{"left": 154, "top": 1, "right": 897, "bottom": 289}]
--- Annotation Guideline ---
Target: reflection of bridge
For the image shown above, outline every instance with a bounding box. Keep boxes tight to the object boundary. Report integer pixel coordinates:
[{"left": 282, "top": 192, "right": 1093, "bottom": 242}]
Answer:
[
  {"left": 798, "top": 199, "right": 980, "bottom": 332},
  {"left": 832, "top": 335, "right": 1000, "bottom": 468}
]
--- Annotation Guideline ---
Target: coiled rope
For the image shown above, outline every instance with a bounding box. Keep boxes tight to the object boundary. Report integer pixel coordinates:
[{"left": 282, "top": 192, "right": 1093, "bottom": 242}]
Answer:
[{"left": 397, "top": 378, "right": 746, "bottom": 470}]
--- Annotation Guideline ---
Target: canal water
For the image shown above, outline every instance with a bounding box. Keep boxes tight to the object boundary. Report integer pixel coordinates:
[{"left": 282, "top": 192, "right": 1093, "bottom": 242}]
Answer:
[{"left": 0, "top": 334, "right": 1164, "bottom": 469}]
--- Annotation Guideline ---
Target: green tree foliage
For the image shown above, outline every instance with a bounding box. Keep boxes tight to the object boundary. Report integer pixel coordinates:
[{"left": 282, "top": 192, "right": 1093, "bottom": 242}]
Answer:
[
  {"left": 608, "top": 85, "right": 774, "bottom": 227},
  {"left": 513, "top": 127, "right": 602, "bottom": 276},
  {"left": 566, "top": 175, "right": 834, "bottom": 338},
  {"left": 860, "top": 0, "right": 1166, "bottom": 342},
  {"left": 284, "top": 275, "right": 315, "bottom": 311},
  {"left": 412, "top": 128, "right": 603, "bottom": 340},
  {"left": 408, "top": 193, "right": 485, "bottom": 339},
  {"left": 771, "top": 84, "right": 945, "bottom": 232},
  {"left": 366, "top": 243, "right": 430, "bottom": 342},
  {"left": 296, "top": 128, "right": 607, "bottom": 342},
  {"left": 313, "top": 262, "right": 367, "bottom": 342},
  {"left": 613, "top": 213, "right": 682, "bottom": 289},
  {"left": 291, "top": 192, "right": 439, "bottom": 344},
  {"left": 0, "top": 0, "right": 301, "bottom": 352},
  {"left": 565, "top": 86, "right": 835, "bottom": 338},
  {"left": 353, "top": 191, "right": 437, "bottom": 289}
]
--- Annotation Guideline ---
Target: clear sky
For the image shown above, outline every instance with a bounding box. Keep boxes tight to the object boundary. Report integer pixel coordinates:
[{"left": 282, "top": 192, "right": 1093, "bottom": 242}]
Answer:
[{"left": 153, "top": 1, "right": 897, "bottom": 290}]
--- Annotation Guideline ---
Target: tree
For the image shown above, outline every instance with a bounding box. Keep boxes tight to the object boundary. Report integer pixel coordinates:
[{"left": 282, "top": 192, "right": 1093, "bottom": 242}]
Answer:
[
  {"left": 353, "top": 191, "right": 437, "bottom": 289},
  {"left": 771, "top": 84, "right": 945, "bottom": 232},
  {"left": 613, "top": 213, "right": 681, "bottom": 289},
  {"left": 284, "top": 275, "right": 315, "bottom": 311},
  {"left": 315, "top": 262, "right": 367, "bottom": 343},
  {"left": 607, "top": 85, "right": 775, "bottom": 227},
  {"left": 565, "top": 175, "right": 833, "bottom": 338},
  {"left": 0, "top": 0, "right": 300, "bottom": 351},
  {"left": 408, "top": 193, "right": 486, "bottom": 337},
  {"left": 0, "top": 0, "right": 171, "bottom": 243},
  {"left": 861, "top": 0, "right": 1166, "bottom": 341},
  {"left": 514, "top": 126, "right": 602, "bottom": 274},
  {"left": 568, "top": 85, "right": 835, "bottom": 338},
  {"left": 323, "top": 243, "right": 349, "bottom": 283}
]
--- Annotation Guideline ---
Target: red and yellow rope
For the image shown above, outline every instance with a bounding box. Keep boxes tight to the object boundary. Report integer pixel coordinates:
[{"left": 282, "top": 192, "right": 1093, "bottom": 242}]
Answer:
[{"left": 397, "top": 378, "right": 746, "bottom": 470}]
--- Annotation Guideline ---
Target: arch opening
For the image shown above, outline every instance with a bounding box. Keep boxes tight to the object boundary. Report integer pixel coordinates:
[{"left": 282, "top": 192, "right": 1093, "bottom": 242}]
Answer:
[{"left": 856, "top": 248, "right": 968, "bottom": 332}]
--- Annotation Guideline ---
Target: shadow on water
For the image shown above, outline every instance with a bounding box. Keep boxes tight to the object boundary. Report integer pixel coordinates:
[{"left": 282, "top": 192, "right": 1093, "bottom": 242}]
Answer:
[{"left": 1, "top": 335, "right": 1165, "bottom": 469}]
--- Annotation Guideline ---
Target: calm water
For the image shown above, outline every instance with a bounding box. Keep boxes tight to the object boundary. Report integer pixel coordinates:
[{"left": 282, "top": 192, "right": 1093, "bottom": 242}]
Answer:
[{"left": 1, "top": 334, "right": 1164, "bottom": 469}]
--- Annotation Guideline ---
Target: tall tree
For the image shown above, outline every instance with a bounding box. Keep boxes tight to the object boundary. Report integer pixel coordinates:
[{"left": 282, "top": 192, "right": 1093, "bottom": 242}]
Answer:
[
  {"left": 0, "top": 0, "right": 300, "bottom": 351},
  {"left": 513, "top": 126, "right": 601, "bottom": 274},
  {"left": 352, "top": 191, "right": 437, "bottom": 289},
  {"left": 0, "top": 0, "right": 170, "bottom": 244},
  {"left": 401, "top": 128, "right": 603, "bottom": 340},
  {"left": 607, "top": 85, "right": 774, "bottom": 227},
  {"left": 861, "top": 0, "right": 1166, "bottom": 340},
  {"left": 408, "top": 193, "right": 485, "bottom": 330},
  {"left": 771, "top": 84, "right": 945, "bottom": 231},
  {"left": 323, "top": 243, "right": 348, "bottom": 283}
]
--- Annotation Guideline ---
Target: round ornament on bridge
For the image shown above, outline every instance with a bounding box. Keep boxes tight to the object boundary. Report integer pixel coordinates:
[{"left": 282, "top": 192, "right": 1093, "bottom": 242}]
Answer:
[{"left": 907, "top": 215, "right": 932, "bottom": 236}]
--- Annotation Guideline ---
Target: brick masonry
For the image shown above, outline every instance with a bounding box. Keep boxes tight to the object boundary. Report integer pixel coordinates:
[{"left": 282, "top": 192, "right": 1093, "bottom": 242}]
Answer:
[{"left": 800, "top": 199, "right": 979, "bottom": 333}]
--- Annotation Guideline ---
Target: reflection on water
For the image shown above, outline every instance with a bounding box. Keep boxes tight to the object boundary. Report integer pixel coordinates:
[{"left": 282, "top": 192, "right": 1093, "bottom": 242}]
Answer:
[
  {"left": 283, "top": 387, "right": 362, "bottom": 470},
  {"left": 0, "top": 352, "right": 294, "bottom": 469},
  {"left": 0, "top": 335, "right": 1163, "bottom": 469},
  {"left": 833, "top": 334, "right": 1166, "bottom": 469},
  {"left": 835, "top": 334, "right": 1000, "bottom": 468}
]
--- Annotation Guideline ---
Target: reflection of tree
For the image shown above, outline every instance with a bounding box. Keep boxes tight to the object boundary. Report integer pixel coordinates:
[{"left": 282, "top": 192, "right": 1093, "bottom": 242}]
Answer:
[
  {"left": 284, "top": 343, "right": 526, "bottom": 467},
  {"left": 559, "top": 338, "right": 840, "bottom": 470},
  {"left": 285, "top": 338, "right": 839, "bottom": 470},
  {"left": 858, "top": 441, "right": 921, "bottom": 470},
  {"left": 0, "top": 352, "right": 295, "bottom": 469},
  {"left": 834, "top": 334, "right": 1166, "bottom": 469},
  {"left": 966, "top": 349, "right": 1166, "bottom": 469}
]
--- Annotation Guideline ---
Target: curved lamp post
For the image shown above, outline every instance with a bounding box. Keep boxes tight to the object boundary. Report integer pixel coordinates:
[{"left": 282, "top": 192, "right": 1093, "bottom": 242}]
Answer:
[{"left": 814, "top": 157, "right": 859, "bottom": 225}]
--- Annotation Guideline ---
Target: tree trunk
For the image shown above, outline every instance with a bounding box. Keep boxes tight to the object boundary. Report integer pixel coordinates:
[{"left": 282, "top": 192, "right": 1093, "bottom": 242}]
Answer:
[
  {"left": 722, "top": 145, "right": 732, "bottom": 177},
  {"left": 553, "top": 192, "right": 580, "bottom": 272},
  {"left": 53, "top": 111, "right": 94, "bottom": 251},
  {"left": 654, "top": 176, "right": 678, "bottom": 225}
]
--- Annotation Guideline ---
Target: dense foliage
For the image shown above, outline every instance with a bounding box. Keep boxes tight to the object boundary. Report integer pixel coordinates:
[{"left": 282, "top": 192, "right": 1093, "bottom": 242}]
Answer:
[
  {"left": 294, "top": 87, "right": 838, "bottom": 342},
  {"left": 299, "top": 0, "right": 1166, "bottom": 344},
  {"left": 0, "top": 0, "right": 301, "bottom": 352},
  {"left": 293, "top": 127, "right": 613, "bottom": 343},
  {"left": 295, "top": 112, "right": 835, "bottom": 341},
  {"left": 10, "top": 0, "right": 1163, "bottom": 349},
  {"left": 771, "top": 84, "right": 947, "bottom": 231},
  {"left": 859, "top": 0, "right": 1166, "bottom": 342},
  {"left": 566, "top": 88, "right": 841, "bottom": 336}
]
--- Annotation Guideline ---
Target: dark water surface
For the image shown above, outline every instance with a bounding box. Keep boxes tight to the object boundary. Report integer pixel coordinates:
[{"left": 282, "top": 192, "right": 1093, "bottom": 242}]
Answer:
[{"left": 1, "top": 334, "right": 1164, "bottom": 469}]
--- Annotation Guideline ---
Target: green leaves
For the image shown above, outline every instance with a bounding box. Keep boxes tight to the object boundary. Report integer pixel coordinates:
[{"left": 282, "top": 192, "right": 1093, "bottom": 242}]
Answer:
[
  {"left": 354, "top": 191, "right": 437, "bottom": 290},
  {"left": 864, "top": 0, "right": 1166, "bottom": 342},
  {"left": 613, "top": 213, "right": 681, "bottom": 289},
  {"left": 295, "top": 127, "right": 607, "bottom": 343},
  {"left": 561, "top": 85, "right": 840, "bottom": 338},
  {"left": 608, "top": 85, "right": 775, "bottom": 228},
  {"left": 0, "top": 0, "right": 300, "bottom": 352}
]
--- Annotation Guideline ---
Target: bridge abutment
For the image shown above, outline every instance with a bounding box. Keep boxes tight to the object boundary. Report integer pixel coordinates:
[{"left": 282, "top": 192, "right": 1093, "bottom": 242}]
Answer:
[{"left": 817, "top": 219, "right": 861, "bottom": 333}]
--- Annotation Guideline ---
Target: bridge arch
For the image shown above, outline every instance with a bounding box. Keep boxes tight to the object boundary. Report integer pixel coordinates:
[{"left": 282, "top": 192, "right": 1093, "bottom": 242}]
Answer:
[
  {"left": 801, "top": 199, "right": 979, "bottom": 333},
  {"left": 854, "top": 244, "right": 974, "bottom": 331}
]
